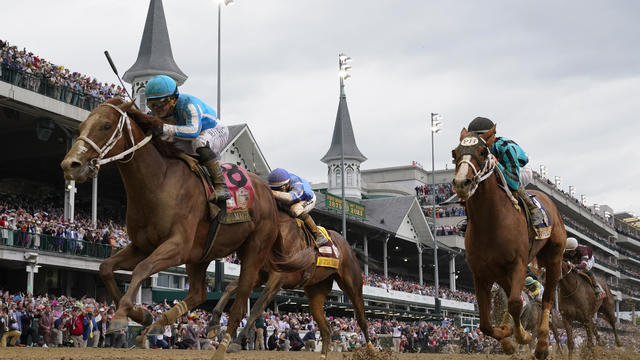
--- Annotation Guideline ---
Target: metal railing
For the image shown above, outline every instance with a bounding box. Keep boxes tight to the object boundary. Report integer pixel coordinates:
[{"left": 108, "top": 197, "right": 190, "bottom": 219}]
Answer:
[
  {"left": 0, "top": 64, "right": 110, "bottom": 111},
  {"left": 0, "top": 228, "right": 121, "bottom": 259}
]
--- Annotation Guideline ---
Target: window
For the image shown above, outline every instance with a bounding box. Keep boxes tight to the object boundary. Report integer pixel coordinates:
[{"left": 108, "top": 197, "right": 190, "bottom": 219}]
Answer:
[
  {"left": 346, "top": 168, "right": 354, "bottom": 186},
  {"left": 336, "top": 169, "right": 341, "bottom": 186},
  {"left": 157, "top": 273, "right": 170, "bottom": 288}
]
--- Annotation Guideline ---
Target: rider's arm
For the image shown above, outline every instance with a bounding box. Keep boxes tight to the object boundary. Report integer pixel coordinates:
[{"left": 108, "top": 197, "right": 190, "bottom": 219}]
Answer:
[
  {"left": 165, "top": 103, "right": 204, "bottom": 139},
  {"left": 272, "top": 181, "right": 305, "bottom": 204}
]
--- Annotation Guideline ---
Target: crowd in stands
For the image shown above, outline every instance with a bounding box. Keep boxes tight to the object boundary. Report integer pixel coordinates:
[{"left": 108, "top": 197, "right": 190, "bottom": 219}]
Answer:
[
  {"left": 616, "top": 223, "right": 640, "bottom": 242},
  {"left": 0, "top": 39, "right": 124, "bottom": 111},
  {"left": 425, "top": 206, "right": 465, "bottom": 218},
  {"left": 562, "top": 214, "right": 613, "bottom": 247},
  {"left": 415, "top": 183, "right": 454, "bottom": 206},
  {"left": 434, "top": 225, "right": 462, "bottom": 236},
  {"left": 362, "top": 273, "right": 476, "bottom": 303}
]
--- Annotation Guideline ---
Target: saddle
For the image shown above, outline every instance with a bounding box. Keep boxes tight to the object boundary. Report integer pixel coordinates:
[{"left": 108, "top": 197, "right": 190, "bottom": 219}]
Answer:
[
  {"left": 517, "top": 192, "right": 552, "bottom": 240},
  {"left": 293, "top": 218, "right": 339, "bottom": 268}
]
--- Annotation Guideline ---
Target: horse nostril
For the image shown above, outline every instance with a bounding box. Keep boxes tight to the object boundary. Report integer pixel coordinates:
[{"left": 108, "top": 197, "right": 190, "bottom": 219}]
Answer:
[
  {"left": 464, "top": 179, "right": 472, "bottom": 187},
  {"left": 70, "top": 161, "right": 82, "bottom": 169}
]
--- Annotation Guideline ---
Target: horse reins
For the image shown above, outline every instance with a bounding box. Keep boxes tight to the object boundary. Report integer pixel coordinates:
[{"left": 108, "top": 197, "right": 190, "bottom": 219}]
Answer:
[
  {"left": 77, "top": 103, "right": 152, "bottom": 175},
  {"left": 558, "top": 265, "right": 580, "bottom": 298}
]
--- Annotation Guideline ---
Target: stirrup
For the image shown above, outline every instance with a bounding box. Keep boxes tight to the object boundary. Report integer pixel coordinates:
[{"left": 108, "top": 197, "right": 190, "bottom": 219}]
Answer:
[{"left": 530, "top": 209, "right": 544, "bottom": 227}]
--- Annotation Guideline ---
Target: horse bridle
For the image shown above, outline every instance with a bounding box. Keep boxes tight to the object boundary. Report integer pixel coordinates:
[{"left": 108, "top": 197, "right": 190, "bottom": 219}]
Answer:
[
  {"left": 558, "top": 262, "right": 579, "bottom": 298},
  {"left": 454, "top": 135, "right": 497, "bottom": 198},
  {"left": 76, "top": 103, "right": 152, "bottom": 176}
]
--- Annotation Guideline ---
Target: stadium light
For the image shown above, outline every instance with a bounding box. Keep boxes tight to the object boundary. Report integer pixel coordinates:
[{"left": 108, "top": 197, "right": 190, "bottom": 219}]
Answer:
[
  {"left": 569, "top": 185, "right": 576, "bottom": 197},
  {"left": 581, "top": 194, "right": 587, "bottom": 206},
  {"left": 539, "top": 165, "right": 547, "bottom": 177},
  {"left": 554, "top": 176, "right": 561, "bottom": 187}
]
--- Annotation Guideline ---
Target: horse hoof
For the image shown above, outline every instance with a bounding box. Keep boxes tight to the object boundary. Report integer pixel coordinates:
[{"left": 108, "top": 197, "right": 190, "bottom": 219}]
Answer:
[
  {"left": 135, "top": 334, "right": 145, "bottom": 345},
  {"left": 534, "top": 348, "right": 549, "bottom": 360},
  {"left": 227, "top": 343, "right": 242, "bottom": 353},
  {"left": 501, "top": 338, "right": 516, "bottom": 355},
  {"left": 212, "top": 346, "right": 227, "bottom": 360},
  {"left": 106, "top": 319, "right": 128, "bottom": 334},
  {"left": 146, "top": 323, "right": 164, "bottom": 336}
]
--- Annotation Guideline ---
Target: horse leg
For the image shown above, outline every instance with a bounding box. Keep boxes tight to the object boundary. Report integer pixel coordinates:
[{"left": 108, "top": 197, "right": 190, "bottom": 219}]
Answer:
[
  {"left": 144, "top": 262, "right": 210, "bottom": 338},
  {"left": 476, "top": 278, "right": 512, "bottom": 354},
  {"left": 108, "top": 239, "right": 183, "bottom": 334},
  {"left": 549, "top": 311, "right": 563, "bottom": 356},
  {"left": 305, "top": 278, "right": 334, "bottom": 360},
  {"left": 207, "top": 279, "right": 239, "bottom": 339},
  {"left": 227, "top": 275, "right": 285, "bottom": 353},
  {"left": 563, "top": 317, "right": 575, "bottom": 360},
  {"left": 508, "top": 266, "right": 532, "bottom": 346},
  {"left": 599, "top": 289, "right": 623, "bottom": 346},
  {"left": 213, "top": 255, "right": 262, "bottom": 360},
  {"left": 99, "top": 244, "right": 151, "bottom": 331},
  {"left": 535, "top": 255, "right": 561, "bottom": 360},
  {"left": 335, "top": 267, "right": 374, "bottom": 352}
]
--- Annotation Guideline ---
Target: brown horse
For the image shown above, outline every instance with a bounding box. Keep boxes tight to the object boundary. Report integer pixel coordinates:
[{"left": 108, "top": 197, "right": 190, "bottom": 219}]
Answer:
[
  {"left": 552, "top": 261, "right": 622, "bottom": 359},
  {"left": 208, "top": 210, "right": 374, "bottom": 359},
  {"left": 60, "top": 98, "right": 305, "bottom": 360},
  {"left": 452, "top": 126, "right": 566, "bottom": 360}
]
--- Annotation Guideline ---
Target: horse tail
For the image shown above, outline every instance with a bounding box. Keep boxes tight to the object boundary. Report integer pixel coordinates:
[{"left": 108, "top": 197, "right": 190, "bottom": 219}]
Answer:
[{"left": 268, "top": 231, "right": 316, "bottom": 273}]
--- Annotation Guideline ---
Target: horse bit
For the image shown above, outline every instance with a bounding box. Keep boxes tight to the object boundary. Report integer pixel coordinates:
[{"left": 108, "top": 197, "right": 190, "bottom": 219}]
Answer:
[
  {"left": 76, "top": 103, "right": 152, "bottom": 176},
  {"left": 454, "top": 135, "right": 497, "bottom": 198}
]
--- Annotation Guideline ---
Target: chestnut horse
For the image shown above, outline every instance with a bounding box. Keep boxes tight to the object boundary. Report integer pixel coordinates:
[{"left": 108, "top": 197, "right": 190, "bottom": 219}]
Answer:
[
  {"left": 551, "top": 261, "right": 621, "bottom": 359},
  {"left": 452, "top": 126, "right": 566, "bottom": 360},
  {"left": 60, "top": 98, "right": 304, "bottom": 360},
  {"left": 208, "top": 210, "right": 374, "bottom": 359}
]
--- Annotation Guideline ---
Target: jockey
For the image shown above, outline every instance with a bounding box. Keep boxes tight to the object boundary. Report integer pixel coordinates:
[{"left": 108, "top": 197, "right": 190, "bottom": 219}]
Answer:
[
  {"left": 524, "top": 276, "right": 544, "bottom": 302},
  {"left": 463, "top": 117, "right": 544, "bottom": 228},
  {"left": 564, "top": 237, "right": 605, "bottom": 298},
  {"left": 146, "top": 75, "right": 230, "bottom": 202},
  {"left": 268, "top": 168, "right": 328, "bottom": 248}
]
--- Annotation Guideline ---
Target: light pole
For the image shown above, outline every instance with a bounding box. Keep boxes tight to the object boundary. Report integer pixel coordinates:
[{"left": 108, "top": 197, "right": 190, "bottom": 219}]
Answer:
[
  {"left": 338, "top": 53, "right": 352, "bottom": 241},
  {"left": 430, "top": 112, "right": 442, "bottom": 316},
  {"left": 217, "top": 0, "right": 234, "bottom": 119}
]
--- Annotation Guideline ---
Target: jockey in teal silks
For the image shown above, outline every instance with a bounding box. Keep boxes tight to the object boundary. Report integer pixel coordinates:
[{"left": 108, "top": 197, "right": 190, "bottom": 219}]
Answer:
[
  {"left": 146, "top": 75, "right": 230, "bottom": 202},
  {"left": 460, "top": 117, "right": 544, "bottom": 231},
  {"left": 268, "top": 168, "right": 328, "bottom": 248}
]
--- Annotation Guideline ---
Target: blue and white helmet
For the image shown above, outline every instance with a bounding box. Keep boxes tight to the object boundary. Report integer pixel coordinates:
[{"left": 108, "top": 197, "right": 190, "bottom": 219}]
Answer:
[
  {"left": 268, "top": 168, "right": 290, "bottom": 188},
  {"left": 146, "top": 75, "right": 178, "bottom": 99}
]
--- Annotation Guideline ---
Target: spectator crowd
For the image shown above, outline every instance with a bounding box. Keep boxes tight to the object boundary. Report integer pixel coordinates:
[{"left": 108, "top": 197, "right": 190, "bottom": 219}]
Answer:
[
  {"left": 362, "top": 273, "right": 476, "bottom": 303},
  {"left": 1, "top": 39, "right": 124, "bottom": 111}
]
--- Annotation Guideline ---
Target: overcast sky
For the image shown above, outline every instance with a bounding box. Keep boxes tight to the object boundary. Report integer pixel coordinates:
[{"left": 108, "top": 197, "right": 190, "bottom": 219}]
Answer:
[{"left": 3, "top": 0, "right": 640, "bottom": 215}]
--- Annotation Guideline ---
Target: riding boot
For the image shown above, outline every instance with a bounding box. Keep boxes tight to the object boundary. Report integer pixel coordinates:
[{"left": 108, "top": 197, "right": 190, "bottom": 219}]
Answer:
[
  {"left": 196, "top": 146, "right": 231, "bottom": 202},
  {"left": 301, "top": 213, "right": 328, "bottom": 248},
  {"left": 516, "top": 186, "right": 544, "bottom": 227},
  {"left": 586, "top": 269, "right": 604, "bottom": 297}
]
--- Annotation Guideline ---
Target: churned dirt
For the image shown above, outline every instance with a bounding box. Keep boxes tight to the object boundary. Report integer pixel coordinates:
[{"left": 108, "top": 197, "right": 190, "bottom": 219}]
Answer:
[{"left": 0, "top": 347, "right": 638, "bottom": 360}]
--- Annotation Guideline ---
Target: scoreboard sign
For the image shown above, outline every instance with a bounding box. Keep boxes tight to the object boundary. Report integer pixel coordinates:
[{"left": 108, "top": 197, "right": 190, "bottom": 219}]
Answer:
[{"left": 325, "top": 193, "right": 366, "bottom": 219}]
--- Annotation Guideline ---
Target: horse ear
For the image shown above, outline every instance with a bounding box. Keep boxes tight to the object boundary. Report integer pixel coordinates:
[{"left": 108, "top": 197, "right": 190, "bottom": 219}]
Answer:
[
  {"left": 460, "top": 128, "right": 470, "bottom": 141},
  {"left": 118, "top": 99, "right": 136, "bottom": 112}
]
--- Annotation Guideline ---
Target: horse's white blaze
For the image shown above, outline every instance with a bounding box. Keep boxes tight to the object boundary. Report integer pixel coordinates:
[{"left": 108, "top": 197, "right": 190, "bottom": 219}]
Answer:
[{"left": 455, "top": 155, "right": 471, "bottom": 183}]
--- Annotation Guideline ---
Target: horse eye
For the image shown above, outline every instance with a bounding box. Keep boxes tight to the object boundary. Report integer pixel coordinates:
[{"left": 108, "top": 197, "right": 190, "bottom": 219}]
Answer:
[
  {"left": 104, "top": 123, "right": 112, "bottom": 130},
  {"left": 480, "top": 147, "right": 488, "bottom": 156}
]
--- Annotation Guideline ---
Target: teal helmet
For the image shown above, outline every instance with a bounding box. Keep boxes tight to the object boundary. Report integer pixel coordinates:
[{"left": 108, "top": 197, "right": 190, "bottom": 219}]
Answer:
[
  {"left": 524, "top": 276, "right": 535, "bottom": 286},
  {"left": 146, "top": 75, "right": 178, "bottom": 99}
]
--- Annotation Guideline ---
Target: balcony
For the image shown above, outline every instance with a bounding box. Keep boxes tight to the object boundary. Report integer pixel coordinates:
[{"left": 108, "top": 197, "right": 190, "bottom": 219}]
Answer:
[
  {"left": 565, "top": 225, "right": 617, "bottom": 256},
  {"left": 617, "top": 233, "right": 640, "bottom": 252}
]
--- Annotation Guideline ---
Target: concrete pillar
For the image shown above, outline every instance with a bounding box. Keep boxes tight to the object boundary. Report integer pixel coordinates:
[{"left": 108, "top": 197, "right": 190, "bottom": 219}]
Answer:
[
  {"left": 65, "top": 272, "right": 73, "bottom": 296},
  {"left": 363, "top": 234, "right": 369, "bottom": 278},
  {"left": 417, "top": 243, "right": 423, "bottom": 286},
  {"left": 136, "top": 287, "right": 142, "bottom": 305},
  {"left": 91, "top": 176, "right": 98, "bottom": 226},
  {"left": 383, "top": 235, "right": 389, "bottom": 278},
  {"left": 615, "top": 300, "right": 620, "bottom": 324},
  {"left": 449, "top": 254, "right": 456, "bottom": 291},
  {"left": 274, "top": 299, "right": 279, "bottom": 313},
  {"left": 26, "top": 265, "right": 35, "bottom": 294},
  {"left": 64, "top": 180, "right": 76, "bottom": 222}
]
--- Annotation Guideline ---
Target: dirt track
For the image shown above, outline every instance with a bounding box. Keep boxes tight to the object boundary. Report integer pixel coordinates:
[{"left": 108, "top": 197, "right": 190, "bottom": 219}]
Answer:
[{"left": 1, "top": 347, "right": 640, "bottom": 360}]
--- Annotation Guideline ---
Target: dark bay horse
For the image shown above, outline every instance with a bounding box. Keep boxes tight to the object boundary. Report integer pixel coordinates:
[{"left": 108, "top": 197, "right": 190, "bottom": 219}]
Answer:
[
  {"left": 60, "top": 98, "right": 305, "bottom": 360},
  {"left": 452, "top": 126, "right": 566, "bottom": 359},
  {"left": 551, "top": 261, "right": 621, "bottom": 359},
  {"left": 208, "top": 211, "right": 374, "bottom": 359}
]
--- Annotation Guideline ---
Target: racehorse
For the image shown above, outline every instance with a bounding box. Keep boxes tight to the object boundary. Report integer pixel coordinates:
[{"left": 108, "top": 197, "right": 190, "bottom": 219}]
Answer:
[
  {"left": 207, "top": 210, "right": 374, "bottom": 359},
  {"left": 452, "top": 126, "right": 566, "bottom": 359},
  {"left": 551, "top": 261, "right": 622, "bottom": 359},
  {"left": 60, "top": 98, "right": 306, "bottom": 360}
]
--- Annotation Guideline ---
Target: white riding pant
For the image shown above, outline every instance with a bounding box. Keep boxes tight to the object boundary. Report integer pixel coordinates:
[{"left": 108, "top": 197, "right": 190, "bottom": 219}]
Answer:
[
  {"left": 175, "top": 124, "right": 229, "bottom": 156},
  {"left": 290, "top": 194, "right": 317, "bottom": 217},
  {"left": 584, "top": 256, "right": 594, "bottom": 271},
  {"left": 519, "top": 164, "right": 533, "bottom": 187}
]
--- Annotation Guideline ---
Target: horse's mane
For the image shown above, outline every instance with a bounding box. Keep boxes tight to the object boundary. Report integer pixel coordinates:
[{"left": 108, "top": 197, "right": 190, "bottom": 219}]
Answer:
[{"left": 103, "top": 98, "right": 183, "bottom": 159}]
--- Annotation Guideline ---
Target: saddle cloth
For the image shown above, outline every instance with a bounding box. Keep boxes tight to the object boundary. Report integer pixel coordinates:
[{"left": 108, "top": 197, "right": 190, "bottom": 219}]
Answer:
[
  {"left": 177, "top": 154, "right": 253, "bottom": 224},
  {"left": 528, "top": 193, "right": 552, "bottom": 240},
  {"left": 316, "top": 227, "right": 340, "bottom": 269}
]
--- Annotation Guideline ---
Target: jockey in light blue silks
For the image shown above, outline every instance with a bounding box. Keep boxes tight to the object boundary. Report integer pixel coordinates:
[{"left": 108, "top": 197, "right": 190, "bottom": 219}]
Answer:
[
  {"left": 465, "top": 117, "right": 543, "bottom": 227},
  {"left": 146, "top": 75, "right": 230, "bottom": 202},
  {"left": 268, "top": 168, "right": 328, "bottom": 247}
]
